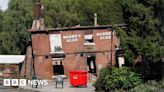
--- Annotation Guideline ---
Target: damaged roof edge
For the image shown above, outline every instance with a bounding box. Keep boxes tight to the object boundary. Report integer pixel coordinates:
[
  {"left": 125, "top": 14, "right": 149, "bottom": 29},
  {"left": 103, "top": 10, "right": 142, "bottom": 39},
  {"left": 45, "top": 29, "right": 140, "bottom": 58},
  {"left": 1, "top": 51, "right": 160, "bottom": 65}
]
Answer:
[{"left": 30, "top": 24, "right": 127, "bottom": 33}]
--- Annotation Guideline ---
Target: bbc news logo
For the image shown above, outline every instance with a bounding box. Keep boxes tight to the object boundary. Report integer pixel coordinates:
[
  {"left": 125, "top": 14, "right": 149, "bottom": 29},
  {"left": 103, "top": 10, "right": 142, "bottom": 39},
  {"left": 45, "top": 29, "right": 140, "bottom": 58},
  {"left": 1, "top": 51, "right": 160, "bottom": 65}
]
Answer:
[{"left": 3, "top": 79, "right": 48, "bottom": 86}]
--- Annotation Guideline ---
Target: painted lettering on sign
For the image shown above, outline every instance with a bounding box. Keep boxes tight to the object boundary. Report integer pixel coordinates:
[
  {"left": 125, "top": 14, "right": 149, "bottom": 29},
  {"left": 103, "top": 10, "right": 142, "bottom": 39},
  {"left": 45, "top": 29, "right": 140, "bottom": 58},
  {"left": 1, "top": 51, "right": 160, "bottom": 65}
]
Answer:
[
  {"left": 97, "top": 32, "right": 111, "bottom": 40},
  {"left": 63, "top": 34, "right": 81, "bottom": 42}
]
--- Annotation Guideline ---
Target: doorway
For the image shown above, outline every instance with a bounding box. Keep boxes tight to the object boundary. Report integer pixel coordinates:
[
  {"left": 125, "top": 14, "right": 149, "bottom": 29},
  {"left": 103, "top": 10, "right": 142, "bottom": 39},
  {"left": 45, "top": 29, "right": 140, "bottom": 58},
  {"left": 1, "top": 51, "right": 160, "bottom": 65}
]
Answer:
[
  {"left": 87, "top": 56, "right": 96, "bottom": 73},
  {"left": 53, "top": 61, "right": 64, "bottom": 75}
]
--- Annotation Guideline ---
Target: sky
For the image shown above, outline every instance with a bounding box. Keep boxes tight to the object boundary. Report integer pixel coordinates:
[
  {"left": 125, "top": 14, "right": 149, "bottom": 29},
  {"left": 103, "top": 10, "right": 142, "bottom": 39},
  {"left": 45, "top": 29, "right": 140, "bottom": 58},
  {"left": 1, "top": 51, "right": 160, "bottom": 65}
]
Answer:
[{"left": 0, "top": 0, "right": 9, "bottom": 11}]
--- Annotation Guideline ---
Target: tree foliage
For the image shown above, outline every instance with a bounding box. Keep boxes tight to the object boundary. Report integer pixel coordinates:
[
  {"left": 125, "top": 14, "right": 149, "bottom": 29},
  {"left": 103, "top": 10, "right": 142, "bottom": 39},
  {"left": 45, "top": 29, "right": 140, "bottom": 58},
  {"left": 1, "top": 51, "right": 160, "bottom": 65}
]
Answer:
[
  {"left": 158, "top": 0, "right": 164, "bottom": 46},
  {"left": 41, "top": 0, "right": 124, "bottom": 27},
  {"left": 0, "top": 10, "right": 3, "bottom": 32},
  {"left": 0, "top": 0, "right": 33, "bottom": 54},
  {"left": 117, "top": 0, "right": 164, "bottom": 65},
  {"left": 115, "top": 0, "right": 164, "bottom": 81}
]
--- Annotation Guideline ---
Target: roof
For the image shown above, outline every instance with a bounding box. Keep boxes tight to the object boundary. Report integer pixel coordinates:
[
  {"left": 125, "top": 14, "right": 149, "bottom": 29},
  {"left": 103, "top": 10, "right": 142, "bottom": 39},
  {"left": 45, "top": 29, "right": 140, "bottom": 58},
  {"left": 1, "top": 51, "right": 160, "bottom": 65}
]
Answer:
[
  {"left": 30, "top": 24, "right": 127, "bottom": 33},
  {"left": 0, "top": 55, "right": 25, "bottom": 64}
]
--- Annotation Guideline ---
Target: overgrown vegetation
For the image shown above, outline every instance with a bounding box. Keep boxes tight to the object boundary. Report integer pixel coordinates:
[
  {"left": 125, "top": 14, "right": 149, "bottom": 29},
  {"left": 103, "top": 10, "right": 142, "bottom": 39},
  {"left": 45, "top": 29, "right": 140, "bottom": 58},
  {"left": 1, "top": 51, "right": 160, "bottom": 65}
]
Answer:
[
  {"left": 94, "top": 1, "right": 163, "bottom": 91},
  {"left": 117, "top": 0, "right": 164, "bottom": 81},
  {"left": 95, "top": 67, "right": 141, "bottom": 92},
  {"left": 130, "top": 80, "right": 164, "bottom": 92},
  {"left": 95, "top": 67, "right": 164, "bottom": 92}
]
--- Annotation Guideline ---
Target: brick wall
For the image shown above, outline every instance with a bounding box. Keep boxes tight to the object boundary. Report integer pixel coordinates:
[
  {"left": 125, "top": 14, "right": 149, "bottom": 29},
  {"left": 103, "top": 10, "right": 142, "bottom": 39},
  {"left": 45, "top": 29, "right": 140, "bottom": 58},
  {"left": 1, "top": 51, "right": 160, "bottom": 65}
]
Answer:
[
  {"left": 24, "top": 29, "right": 119, "bottom": 79},
  {"left": 32, "top": 33, "right": 53, "bottom": 79},
  {"left": 20, "top": 46, "right": 33, "bottom": 77}
]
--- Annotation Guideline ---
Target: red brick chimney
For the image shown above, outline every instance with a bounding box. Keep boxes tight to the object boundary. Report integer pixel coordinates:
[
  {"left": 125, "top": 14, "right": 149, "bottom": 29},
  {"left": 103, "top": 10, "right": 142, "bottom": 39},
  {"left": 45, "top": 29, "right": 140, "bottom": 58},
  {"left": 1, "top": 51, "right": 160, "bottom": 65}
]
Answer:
[
  {"left": 31, "top": 0, "right": 44, "bottom": 30},
  {"left": 34, "top": 0, "right": 41, "bottom": 19}
]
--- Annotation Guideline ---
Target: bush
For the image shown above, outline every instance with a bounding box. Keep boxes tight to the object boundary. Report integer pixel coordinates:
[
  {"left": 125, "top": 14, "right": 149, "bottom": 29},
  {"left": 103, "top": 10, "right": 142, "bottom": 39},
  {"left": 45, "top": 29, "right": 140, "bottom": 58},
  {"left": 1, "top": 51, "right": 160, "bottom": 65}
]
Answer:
[
  {"left": 130, "top": 80, "right": 164, "bottom": 92},
  {"left": 95, "top": 67, "right": 141, "bottom": 92},
  {"left": 95, "top": 67, "right": 110, "bottom": 92}
]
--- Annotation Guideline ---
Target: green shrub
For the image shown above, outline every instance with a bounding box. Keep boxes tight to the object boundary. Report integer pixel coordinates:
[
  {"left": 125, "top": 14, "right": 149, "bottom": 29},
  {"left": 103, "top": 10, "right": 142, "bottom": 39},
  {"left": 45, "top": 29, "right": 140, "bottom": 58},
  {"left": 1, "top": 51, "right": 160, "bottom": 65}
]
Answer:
[
  {"left": 130, "top": 80, "right": 164, "bottom": 92},
  {"left": 95, "top": 67, "right": 110, "bottom": 92},
  {"left": 95, "top": 67, "right": 141, "bottom": 92}
]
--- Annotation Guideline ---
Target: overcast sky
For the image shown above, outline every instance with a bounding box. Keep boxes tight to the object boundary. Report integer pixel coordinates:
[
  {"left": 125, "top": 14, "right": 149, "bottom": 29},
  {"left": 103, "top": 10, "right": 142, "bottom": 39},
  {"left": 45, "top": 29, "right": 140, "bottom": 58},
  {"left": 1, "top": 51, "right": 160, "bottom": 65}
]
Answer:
[{"left": 0, "top": 0, "right": 9, "bottom": 11}]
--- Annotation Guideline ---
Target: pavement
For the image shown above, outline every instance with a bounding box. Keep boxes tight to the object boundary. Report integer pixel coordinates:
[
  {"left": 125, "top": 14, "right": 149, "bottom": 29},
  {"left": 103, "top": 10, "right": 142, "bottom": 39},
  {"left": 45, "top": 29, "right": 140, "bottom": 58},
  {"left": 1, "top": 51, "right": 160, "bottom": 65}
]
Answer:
[
  {"left": 19, "top": 80, "right": 96, "bottom": 92},
  {"left": 0, "top": 88, "right": 39, "bottom": 92}
]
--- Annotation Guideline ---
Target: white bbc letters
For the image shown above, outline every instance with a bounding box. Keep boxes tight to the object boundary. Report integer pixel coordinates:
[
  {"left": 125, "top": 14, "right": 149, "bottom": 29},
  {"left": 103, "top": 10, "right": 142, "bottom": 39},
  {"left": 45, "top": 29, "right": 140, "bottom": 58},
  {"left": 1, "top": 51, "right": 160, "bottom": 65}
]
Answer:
[
  {"left": 19, "top": 79, "right": 27, "bottom": 86},
  {"left": 11, "top": 79, "right": 19, "bottom": 86},
  {"left": 3, "top": 79, "right": 10, "bottom": 86}
]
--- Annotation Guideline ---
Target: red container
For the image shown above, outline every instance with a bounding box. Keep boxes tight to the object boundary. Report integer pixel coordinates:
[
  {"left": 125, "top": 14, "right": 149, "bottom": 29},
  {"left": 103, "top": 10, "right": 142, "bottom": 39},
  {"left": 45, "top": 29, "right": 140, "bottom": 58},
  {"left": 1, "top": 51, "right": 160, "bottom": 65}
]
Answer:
[{"left": 69, "top": 70, "right": 87, "bottom": 87}]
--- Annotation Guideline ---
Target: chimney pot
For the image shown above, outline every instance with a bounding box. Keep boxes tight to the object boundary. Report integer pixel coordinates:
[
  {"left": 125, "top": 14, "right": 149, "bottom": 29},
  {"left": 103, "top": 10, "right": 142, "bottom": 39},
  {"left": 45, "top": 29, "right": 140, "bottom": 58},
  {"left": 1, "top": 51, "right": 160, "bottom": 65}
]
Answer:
[{"left": 94, "top": 13, "right": 97, "bottom": 26}]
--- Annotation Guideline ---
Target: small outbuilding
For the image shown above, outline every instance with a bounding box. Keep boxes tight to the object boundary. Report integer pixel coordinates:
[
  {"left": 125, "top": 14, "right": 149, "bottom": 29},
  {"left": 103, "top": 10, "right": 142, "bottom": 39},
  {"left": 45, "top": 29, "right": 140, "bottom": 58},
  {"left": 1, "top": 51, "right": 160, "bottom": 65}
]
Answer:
[{"left": 0, "top": 55, "right": 25, "bottom": 78}]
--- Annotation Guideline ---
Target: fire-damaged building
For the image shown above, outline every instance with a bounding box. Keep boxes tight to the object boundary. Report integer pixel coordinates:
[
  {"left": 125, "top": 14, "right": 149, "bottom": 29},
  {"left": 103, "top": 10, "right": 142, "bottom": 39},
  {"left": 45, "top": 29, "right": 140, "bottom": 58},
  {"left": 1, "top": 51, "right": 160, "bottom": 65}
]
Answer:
[{"left": 20, "top": 1, "right": 126, "bottom": 79}]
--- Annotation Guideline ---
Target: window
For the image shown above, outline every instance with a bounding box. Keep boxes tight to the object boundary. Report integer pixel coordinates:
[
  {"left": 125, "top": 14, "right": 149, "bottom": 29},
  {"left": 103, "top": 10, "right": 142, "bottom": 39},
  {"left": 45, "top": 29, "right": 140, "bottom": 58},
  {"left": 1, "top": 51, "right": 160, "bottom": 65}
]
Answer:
[
  {"left": 84, "top": 34, "right": 95, "bottom": 45},
  {"left": 85, "top": 34, "right": 93, "bottom": 43},
  {"left": 50, "top": 34, "right": 63, "bottom": 52}
]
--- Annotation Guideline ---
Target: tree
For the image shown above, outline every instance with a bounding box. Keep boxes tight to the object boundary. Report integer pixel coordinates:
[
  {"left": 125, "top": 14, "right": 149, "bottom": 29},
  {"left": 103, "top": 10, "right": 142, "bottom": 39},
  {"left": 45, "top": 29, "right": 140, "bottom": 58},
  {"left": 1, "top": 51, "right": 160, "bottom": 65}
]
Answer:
[
  {"left": 118, "top": 0, "right": 162, "bottom": 63},
  {"left": 0, "top": 10, "right": 3, "bottom": 31},
  {"left": 0, "top": 10, "right": 4, "bottom": 53},
  {"left": 0, "top": 0, "right": 33, "bottom": 54},
  {"left": 117, "top": 0, "right": 164, "bottom": 80},
  {"left": 157, "top": 0, "right": 164, "bottom": 46},
  {"left": 41, "top": 0, "right": 124, "bottom": 27}
]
